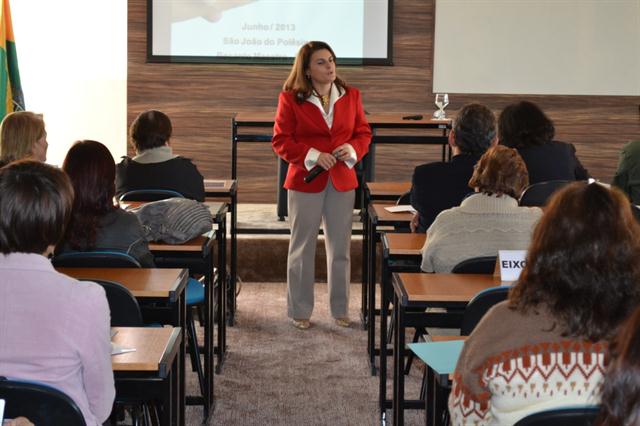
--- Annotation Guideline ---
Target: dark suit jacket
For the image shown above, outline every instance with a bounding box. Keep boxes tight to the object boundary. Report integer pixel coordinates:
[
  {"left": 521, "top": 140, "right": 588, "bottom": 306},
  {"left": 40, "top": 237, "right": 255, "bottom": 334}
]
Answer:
[
  {"left": 515, "top": 140, "right": 589, "bottom": 184},
  {"left": 272, "top": 87, "right": 371, "bottom": 193},
  {"left": 115, "top": 157, "right": 205, "bottom": 202},
  {"left": 410, "top": 154, "right": 479, "bottom": 233}
]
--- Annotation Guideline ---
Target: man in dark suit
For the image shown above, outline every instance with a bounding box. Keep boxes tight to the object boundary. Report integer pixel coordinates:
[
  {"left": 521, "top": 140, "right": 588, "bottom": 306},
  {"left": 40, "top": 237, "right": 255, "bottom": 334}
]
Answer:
[{"left": 410, "top": 103, "right": 497, "bottom": 233}]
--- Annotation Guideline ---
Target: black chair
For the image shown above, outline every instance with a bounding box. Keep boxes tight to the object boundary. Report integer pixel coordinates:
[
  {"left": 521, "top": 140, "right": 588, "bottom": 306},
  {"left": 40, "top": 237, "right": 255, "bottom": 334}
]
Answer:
[
  {"left": 519, "top": 180, "right": 571, "bottom": 207},
  {"left": 460, "top": 286, "right": 510, "bottom": 335},
  {"left": 118, "top": 189, "right": 184, "bottom": 202},
  {"left": 396, "top": 190, "right": 411, "bottom": 205},
  {"left": 451, "top": 255, "right": 497, "bottom": 274},
  {"left": 54, "top": 250, "right": 206, "bottom": 402},
  {"left": 52, "top": 250, "right": 142, "bottom": 268},
  {"left": 0, "top": 377, "right": 86, "bottom": 426},
  {"left": 514, "top": 406, "right": 600, "bottom": 426},
  {"left": 81, "top": 279, "right": 144, "bottom": 327}
]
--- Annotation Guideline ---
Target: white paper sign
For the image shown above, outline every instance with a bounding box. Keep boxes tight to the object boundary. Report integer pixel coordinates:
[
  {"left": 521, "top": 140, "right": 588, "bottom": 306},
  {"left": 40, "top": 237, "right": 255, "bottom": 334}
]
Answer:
[{"left": 498, "top": 250, "right": 527, "bottom": 283}]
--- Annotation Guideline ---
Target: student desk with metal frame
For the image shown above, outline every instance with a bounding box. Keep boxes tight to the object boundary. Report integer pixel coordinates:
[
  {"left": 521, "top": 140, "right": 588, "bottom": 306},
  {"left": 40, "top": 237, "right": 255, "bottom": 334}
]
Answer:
[
  {"left": 390, "top": 273, "right": 499, "bottom": 425},
  {"left": 365, "top": 204, "right": 413, "bottom": 374},
  {"left": 204, "top": 179, "right": 238, "bottom": 327},
  {"left": 112, "top": 327, "right": 183, "bottom": 426},
  {"left": 361, "top": 181, "right": 412, "bottom": 330},
  {"left": 59, "top": 267, "right": 188, "bottom": 424},
  {"left": 377, "top": 232, "right": 426, "bottom": 413},
  {"left": 140, "top": 201, "right": 228, "bottom": 420}
]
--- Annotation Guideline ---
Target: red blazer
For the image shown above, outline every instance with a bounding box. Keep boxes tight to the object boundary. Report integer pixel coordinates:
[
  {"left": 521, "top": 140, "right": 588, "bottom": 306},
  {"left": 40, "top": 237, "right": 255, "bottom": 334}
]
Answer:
[{"left": 272, "top": 87, "right": 372, "bottom": 193}]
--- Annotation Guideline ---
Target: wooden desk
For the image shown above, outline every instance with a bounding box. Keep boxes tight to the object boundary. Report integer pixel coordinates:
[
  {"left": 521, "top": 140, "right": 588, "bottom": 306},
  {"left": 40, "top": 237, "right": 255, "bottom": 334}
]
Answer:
[
  {"left": 149, "top": 204, "right": 227, "bottom": 421},
  {"left": 389, "top": 273, "right": 500, "bottom": 425},
  {"left": 204, "top": 179, "right": 239, "bottom": 327},
  {"left": 126, "top": 201, "right": 228, "bottom": 419},
  {"left": 58, "top": 267, "right": 187, "bottom": 324},
  {"left": 365, "top": 203, "right": 414, "bottom": 375},
  {"left": 365, "top": 181, "right": 412, "bottom": 201},
  {"left": 416, "top": 336, "right": 468, "bottom": 426},
  {"left": 376, "top": 233, "right": 426, "bottom": 411},
  {"left": 112, "top": 327, "right": 183, "bottom": 426},
  {"left": 361, "top": 182, "right": 412, "bottom": 323}
]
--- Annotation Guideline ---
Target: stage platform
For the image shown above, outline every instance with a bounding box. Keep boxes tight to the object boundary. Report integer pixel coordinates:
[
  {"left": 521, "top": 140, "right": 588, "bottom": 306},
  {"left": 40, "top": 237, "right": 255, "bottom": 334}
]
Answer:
[{"left": 232, "top": 203, "right": 365, "bottom": 283}]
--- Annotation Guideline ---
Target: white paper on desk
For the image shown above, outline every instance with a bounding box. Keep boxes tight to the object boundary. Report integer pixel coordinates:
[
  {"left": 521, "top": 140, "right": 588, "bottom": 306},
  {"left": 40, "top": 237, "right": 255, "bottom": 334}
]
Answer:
[
  {"left": 384, "top": 205, "right": 416, "bottom": 213},
  {"left": 111, "top": 342, "right": 136, "bottom": 356}
]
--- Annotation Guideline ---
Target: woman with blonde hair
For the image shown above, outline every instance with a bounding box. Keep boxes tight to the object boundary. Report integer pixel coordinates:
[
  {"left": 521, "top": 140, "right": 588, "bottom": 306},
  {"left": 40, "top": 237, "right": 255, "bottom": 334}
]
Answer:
[{"left": 0, "top": 111, "right": 48, "bottom": 165}]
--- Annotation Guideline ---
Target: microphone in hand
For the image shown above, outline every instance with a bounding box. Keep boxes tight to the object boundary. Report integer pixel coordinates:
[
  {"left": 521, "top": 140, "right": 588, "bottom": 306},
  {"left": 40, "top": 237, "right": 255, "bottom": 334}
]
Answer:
[
  {"left": 304, "top": 165, "right": 325, "bottom": 183},
  {"left": 304, "top": 152, "right": 338, "bottom": 183}
]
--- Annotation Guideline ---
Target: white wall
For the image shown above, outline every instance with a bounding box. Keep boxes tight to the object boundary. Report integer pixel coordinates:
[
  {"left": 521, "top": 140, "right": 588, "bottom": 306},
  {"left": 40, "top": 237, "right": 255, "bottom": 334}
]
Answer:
[
  {"left": 433, "top": 0, "right": 640, "bottom": 96},
  {"left": 11, "top": 0, "right": 127, "bottom": 166}
]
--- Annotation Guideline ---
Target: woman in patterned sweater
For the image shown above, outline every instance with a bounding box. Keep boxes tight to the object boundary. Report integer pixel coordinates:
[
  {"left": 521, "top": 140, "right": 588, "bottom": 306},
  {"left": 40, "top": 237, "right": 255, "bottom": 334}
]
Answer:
[{"left": 449, "top": 181, "right": 640, "bottom": 425}]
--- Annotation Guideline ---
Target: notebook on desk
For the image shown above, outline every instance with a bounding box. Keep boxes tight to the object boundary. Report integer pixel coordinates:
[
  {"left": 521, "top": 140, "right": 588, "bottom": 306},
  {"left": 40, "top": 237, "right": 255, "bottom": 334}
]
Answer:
[
  {"left": 384, "top": 205, "right": 416, "bottom": 213},
  {"left": 111, "top": 341, "right": 136, "bottom": 356},
  {"left": 408, "top": 340, "right": 465, "bottom": 376}
]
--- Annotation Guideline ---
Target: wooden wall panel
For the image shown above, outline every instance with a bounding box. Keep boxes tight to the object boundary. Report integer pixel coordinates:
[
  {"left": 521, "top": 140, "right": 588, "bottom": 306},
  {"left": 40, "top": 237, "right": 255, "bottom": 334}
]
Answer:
[{"left": 128, "top": 0, "right": 640, "bottom": 203}]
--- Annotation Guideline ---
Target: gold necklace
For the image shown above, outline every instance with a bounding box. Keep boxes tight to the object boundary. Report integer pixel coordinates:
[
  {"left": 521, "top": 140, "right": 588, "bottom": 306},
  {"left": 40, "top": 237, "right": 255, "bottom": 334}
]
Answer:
[{"left": 313, "top": 86, "right": 331, "bottom": 107}]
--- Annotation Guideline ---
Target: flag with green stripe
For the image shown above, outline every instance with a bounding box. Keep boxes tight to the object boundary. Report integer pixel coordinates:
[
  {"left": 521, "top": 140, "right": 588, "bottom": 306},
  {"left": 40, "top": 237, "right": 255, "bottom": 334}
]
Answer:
[{"left": 0, "top": 0, "right": 23, "bottom": 119}]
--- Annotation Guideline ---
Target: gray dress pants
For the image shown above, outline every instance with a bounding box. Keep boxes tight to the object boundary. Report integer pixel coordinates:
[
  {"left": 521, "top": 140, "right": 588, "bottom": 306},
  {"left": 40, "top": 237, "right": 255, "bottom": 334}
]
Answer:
[{"left": 287, "top": 180, "right": 355, "bottom": 320}]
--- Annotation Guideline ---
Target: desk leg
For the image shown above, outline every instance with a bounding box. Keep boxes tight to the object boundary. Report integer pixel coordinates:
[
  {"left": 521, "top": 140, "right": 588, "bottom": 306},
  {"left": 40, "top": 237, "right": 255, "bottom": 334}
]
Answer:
[
  {"left": 361, "top": 207, "right": 369, "bottom": 329},
  {"left": 367, "top": 221, "right": 377, "bottom": 375},
  {"left": 177, "top": 292, "right": 186, "bottom": 426},
  {"left": 228, "top": 191, "right": 237, "bottom": 326},
  {"left": 203, "top": 247, "right": 215, "bottom": 419},
  {"left": 216, "top": 219, "right": 227, "bottom": 373},
  {"left": 393, "top": 294, "right": 405, "bottom": 426},
  {"left": 379, "top": 252, "right": 390, "bottom": 418}
]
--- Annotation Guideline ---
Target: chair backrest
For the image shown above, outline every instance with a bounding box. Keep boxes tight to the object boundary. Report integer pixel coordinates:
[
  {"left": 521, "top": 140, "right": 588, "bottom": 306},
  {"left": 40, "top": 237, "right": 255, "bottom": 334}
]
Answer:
[
  {"left": 396, "top": 190, "right": 411, "bottom": 206},
  {"left": 460, "top": 286, "right": 510, "bottom": 335},
  {"left": 119, "top": 189, "right": 184, "bottom": 202},
  {"left": 52, "top": 250, "right": 142, "bottom": 268},
  {"left": 513, "top": 406, "right": 600, "bottom": 426},
  {"left": 82, "top": 279, "right": 144, "bottom": 326},
  {"left": 0, "top": 377, "right": 87, "bottom": 426},
  {"left": 519, "top": 180, "right": 571, "bottom": 207},
  {"left": 451, "top": 256, "right": 497, "bottom": 274}
]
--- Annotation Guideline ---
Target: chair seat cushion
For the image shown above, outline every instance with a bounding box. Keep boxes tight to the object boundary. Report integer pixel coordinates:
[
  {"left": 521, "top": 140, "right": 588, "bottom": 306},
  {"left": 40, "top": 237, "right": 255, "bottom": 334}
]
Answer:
[{"left": 186, "top": 278, "right": 205, "bottom": 305}]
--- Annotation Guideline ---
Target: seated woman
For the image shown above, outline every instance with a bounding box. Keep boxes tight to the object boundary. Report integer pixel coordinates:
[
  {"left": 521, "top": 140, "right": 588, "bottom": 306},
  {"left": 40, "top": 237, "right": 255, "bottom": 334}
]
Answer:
[
  {"left": 598, "top": 306, "right": 640, "bottom": 425},
  {"left": 448, "top": 182, "right": 640, "bottom": 425},
  {"left": 612, "top": 139, "right": 640, "bottom": 205},
  {"left": 115, "top": 110, "right": 205, "bottom": 201},
  {"left": 0, "top": 161, "right": 115, "bottom": 425},
  {"left": 421, "top": 145, "right": 542, "bottom": 273},
  {"left": 498, "top": 100, "right": 589, "bottom": 183},
  {"left": 57, "top": 140, "right": 154, "bottom": 267},
  {"left": 0, "top": 111, "right": 48, "bottom": 166}
]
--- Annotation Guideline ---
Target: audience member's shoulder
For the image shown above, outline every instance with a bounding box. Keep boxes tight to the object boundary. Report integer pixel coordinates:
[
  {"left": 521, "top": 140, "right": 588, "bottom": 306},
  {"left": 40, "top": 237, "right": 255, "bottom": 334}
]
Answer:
[
  {"left": 621, "top": 140, "right": 640, "bottom": 155},
  {"left": 58, "top": 273, "right": 107, "bottom": 302},
  {"left": 117, "top": 156, "right": 132, "bottom": 165},
  {"left": 470, "top": 300, "right": 520, "bottom": 337},
  {"left": 413, "top": 160, "right": 448, "bottom": 177}
]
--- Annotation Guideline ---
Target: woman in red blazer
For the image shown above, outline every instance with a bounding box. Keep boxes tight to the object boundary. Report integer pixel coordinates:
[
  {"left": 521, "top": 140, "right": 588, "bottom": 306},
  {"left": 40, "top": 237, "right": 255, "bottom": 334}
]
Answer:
[{"left": 272, "top": 41, "right": 371, "bottom": 330}]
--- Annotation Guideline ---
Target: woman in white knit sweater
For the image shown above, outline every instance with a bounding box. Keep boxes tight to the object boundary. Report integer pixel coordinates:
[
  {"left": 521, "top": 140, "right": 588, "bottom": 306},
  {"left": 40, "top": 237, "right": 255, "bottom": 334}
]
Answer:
[{"left": 421, "top": 145, "right": 541, "bottom": 272}]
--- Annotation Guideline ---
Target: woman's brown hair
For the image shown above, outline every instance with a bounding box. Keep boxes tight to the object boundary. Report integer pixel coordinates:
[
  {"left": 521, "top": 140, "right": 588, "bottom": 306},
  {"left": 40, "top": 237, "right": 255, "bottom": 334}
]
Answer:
[
  {"left": 283, "top": 41, "right": 347, "bottom": 102},
  {"left": 61, "top": 140, "right": 118, "bottom": 250},
  {"left": 0, "top": 111, "right": 45, "bottom": 163},
  {"left": 597, "top": 306, "right": 640, "bottom": 426},
  {"left": 468, "top": 145, "right": 529, "bottom": 198},
  {"left": 0, "top": 160, "right": 74, "bottom": 254},
  {"left": 509, "top": 181, "right": 640, "bottom": 341}
]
